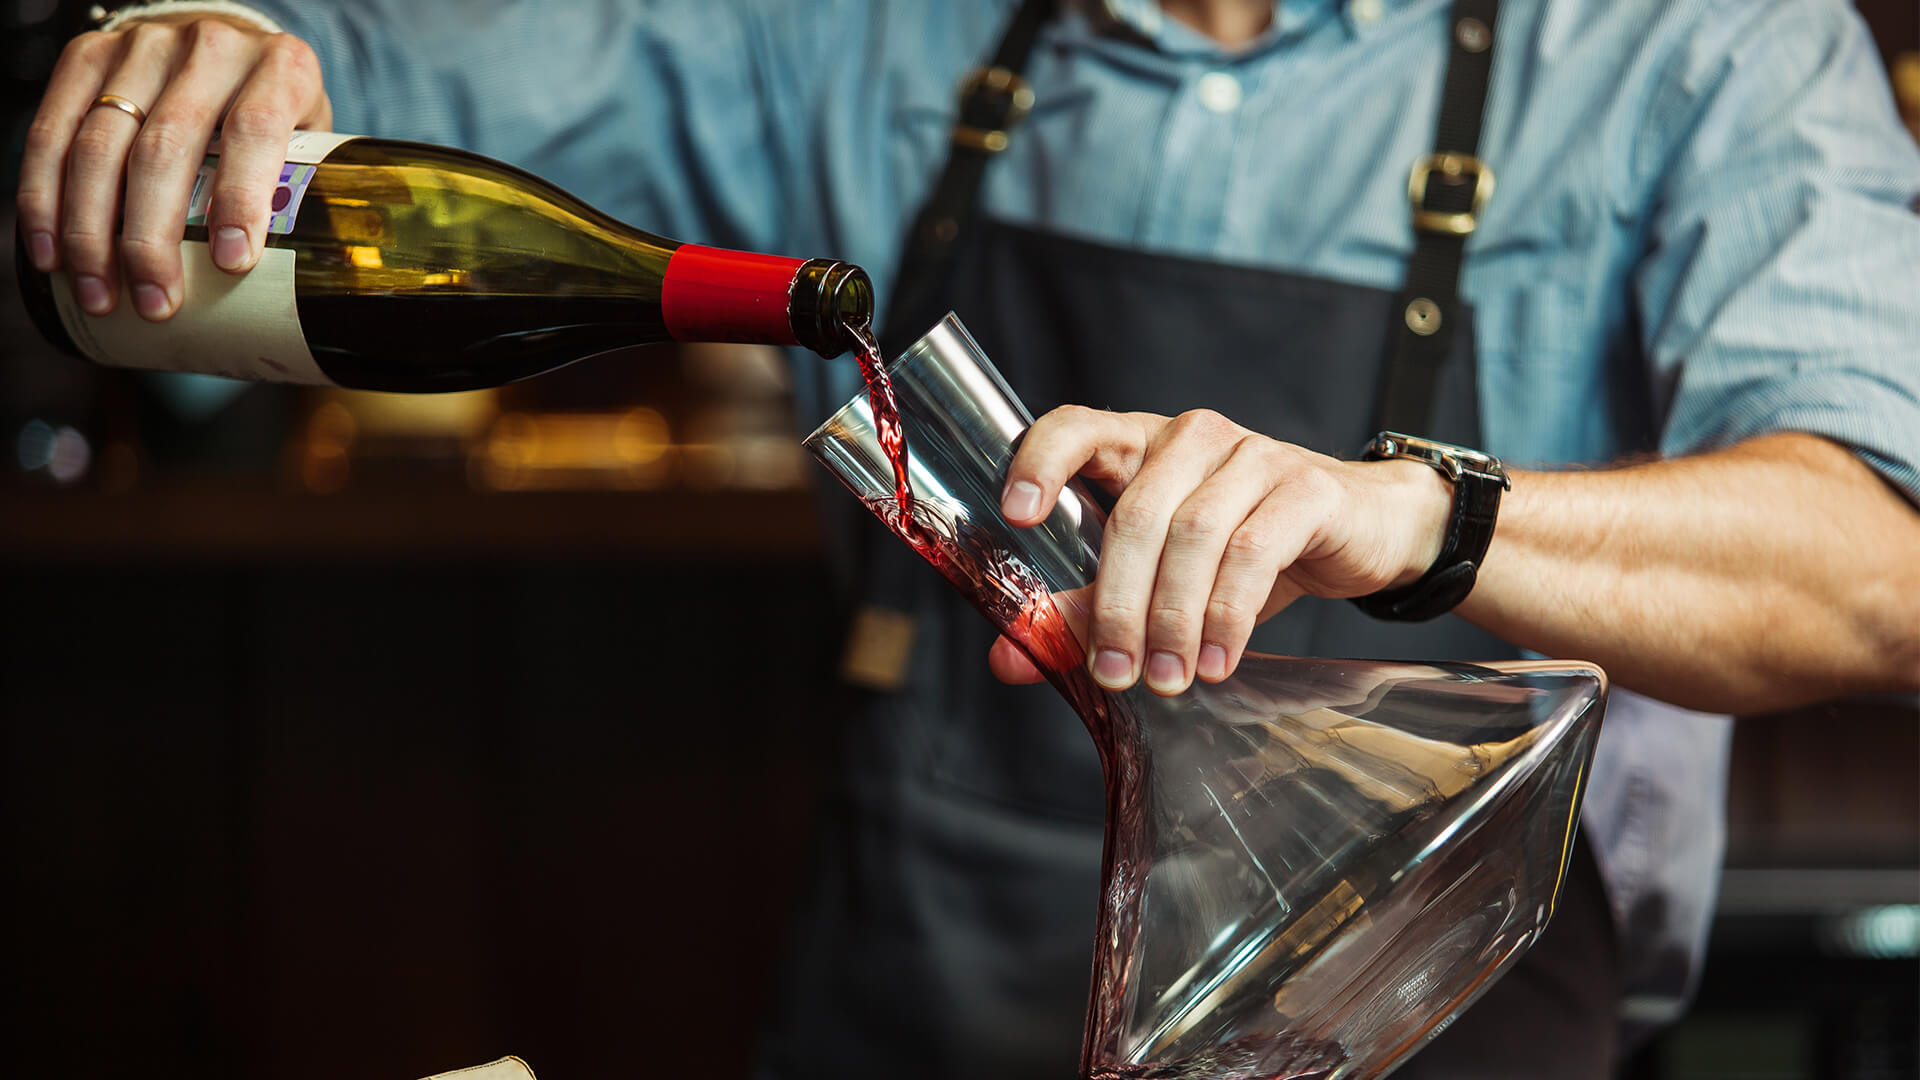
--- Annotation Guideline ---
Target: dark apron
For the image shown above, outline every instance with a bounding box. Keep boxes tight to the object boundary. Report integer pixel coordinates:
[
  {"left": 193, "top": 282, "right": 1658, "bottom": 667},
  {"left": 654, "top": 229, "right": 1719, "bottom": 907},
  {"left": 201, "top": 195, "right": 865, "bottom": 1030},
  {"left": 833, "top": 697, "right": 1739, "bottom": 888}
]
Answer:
[{"left": 755, "top": 2, "right": 1612, "bottom": 1077}]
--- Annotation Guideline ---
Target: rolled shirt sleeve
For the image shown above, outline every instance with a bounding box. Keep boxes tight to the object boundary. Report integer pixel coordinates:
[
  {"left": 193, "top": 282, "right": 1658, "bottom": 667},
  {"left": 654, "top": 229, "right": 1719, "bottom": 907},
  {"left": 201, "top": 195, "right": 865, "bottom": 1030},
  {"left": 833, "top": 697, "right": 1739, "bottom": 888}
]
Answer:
[
  {"left": 242, "top": 0, "right": 830, "bottom": 254},
  {"left": 1633, "top": 0, "right": 1920, "bottom": 501}
]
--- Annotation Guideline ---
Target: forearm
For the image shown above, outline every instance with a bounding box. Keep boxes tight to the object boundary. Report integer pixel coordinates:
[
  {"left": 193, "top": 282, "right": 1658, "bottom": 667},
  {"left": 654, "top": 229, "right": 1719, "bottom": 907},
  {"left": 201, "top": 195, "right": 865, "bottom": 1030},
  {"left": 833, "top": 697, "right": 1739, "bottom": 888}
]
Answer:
[{"left": 1459, "top": 433, "right": 1920, "bottom": 714}]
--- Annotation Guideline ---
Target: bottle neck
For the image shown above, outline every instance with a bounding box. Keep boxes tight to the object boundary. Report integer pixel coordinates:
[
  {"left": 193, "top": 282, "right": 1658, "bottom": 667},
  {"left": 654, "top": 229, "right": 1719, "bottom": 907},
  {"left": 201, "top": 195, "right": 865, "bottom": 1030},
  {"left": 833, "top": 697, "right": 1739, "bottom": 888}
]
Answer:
[{"left": 659, "top": 245, "right": 873, "bottom": 358}]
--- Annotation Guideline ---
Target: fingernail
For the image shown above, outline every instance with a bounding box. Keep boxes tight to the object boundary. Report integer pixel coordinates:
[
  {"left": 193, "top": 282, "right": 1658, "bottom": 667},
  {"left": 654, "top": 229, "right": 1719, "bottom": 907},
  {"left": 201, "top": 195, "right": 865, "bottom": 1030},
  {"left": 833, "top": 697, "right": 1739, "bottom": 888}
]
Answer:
[
  {"left": 212, "top": 226, "right": 250, "bottom": 270},
  {"left": 1092, "top": 648, "right": 1134, "bottom": 688},
  {"left": 1002, "top": 480, "right": 1042, "bottom": 521},
  {"left": 28, "top": 232, "right": 56, "bottom": 271},
  {"left": 74, "top": 274, "right": 110, "bottom": 315},
  {"left": 132, "top": 282, "right": 171, "bottom": 320},
  {"left": 1146, "top": 650, "right": 1185, "bottom": 693},
  {"left": 1198, "top": 644, "right": 1228, "bottom": 682}
]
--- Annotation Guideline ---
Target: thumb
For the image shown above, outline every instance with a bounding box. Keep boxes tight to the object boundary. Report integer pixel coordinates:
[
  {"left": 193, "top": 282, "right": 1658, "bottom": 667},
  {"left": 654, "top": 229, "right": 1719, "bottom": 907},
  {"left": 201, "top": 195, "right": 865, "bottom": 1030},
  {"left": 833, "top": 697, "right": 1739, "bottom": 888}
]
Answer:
[{"left": 988, "top": 634, "right": 1048, "bottom": 684}]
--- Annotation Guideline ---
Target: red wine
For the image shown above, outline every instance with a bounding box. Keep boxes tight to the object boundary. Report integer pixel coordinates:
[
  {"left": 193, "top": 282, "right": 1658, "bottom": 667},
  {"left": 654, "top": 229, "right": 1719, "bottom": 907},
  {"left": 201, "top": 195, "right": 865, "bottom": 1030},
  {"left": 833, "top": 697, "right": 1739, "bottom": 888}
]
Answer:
[
  {"left": 850, "top": 475, "right": 1153, "bottom": 1054},
  {"left": 295, "top": 292, "right": 659, "bottom": 391},
  {"left": 17, "top": 134, "right": 874, "bottom": 390},
  {"left": 840, "top": 321, "right": 1155, "bottom": 1072},
  {"left": 846, "top": 320, "right": 932, "bottom": 548}
]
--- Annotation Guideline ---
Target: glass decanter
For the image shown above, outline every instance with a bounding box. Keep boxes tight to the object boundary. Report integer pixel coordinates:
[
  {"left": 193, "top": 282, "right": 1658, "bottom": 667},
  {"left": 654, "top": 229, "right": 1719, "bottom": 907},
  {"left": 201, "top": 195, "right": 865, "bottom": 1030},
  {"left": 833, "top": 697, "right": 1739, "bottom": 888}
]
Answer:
[{"left": 805, "top": 315, "right": 1606, "bottom": 1079}]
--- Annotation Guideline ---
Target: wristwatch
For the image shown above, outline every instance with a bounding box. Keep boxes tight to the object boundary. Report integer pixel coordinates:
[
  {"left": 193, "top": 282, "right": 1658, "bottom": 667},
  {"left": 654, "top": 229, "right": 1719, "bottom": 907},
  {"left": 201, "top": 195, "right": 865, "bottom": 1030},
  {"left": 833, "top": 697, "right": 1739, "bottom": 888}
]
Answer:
[{"left": 1351, "top": 431, "right": 1510, "bottom": 622}]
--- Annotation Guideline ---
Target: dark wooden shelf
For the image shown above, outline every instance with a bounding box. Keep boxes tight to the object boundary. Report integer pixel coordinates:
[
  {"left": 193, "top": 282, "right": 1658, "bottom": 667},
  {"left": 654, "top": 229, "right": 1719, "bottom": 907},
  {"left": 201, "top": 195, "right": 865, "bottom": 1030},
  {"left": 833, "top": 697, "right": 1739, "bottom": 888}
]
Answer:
[{"left": 0, "top": 486, "right": 826, "bottom": 563}]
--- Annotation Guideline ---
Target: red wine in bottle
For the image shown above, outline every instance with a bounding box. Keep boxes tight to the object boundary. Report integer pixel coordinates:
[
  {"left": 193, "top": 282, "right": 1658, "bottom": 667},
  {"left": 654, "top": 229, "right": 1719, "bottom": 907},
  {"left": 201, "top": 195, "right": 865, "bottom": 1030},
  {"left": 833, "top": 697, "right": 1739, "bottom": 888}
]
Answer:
[{"left": 15, "top": 132, "right": 873, "bottom": 392}]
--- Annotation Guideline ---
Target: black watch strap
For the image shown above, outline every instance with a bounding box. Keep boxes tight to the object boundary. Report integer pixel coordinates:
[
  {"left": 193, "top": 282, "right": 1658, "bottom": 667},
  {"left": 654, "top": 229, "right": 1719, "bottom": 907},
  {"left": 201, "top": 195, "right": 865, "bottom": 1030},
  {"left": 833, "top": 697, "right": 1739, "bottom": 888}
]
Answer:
[{"left": 1351, "top": 438, "right": 1506, "bottom": 622}]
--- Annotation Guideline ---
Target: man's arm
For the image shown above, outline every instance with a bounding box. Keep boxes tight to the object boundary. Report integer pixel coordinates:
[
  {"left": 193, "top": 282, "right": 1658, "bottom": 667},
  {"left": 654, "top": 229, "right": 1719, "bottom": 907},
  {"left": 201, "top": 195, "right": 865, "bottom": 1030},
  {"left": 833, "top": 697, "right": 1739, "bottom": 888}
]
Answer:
[
  {"left": 989, "top": 415, "right": 1920, "bottom": 716},
  {"left": 1460, "top": 434, "right": 1920, "bottom": 714},
  {"left": 1509, "top": 0, "right": 1920, "bottom": 712},
  {"left": 990, "top": 0, "right": 1920, "bottom": 715}
]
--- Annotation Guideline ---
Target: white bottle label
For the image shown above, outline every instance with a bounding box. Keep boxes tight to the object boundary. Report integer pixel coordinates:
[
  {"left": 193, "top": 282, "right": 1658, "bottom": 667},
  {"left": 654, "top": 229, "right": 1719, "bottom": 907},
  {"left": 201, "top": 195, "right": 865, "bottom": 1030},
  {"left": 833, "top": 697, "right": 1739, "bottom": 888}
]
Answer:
[
  {"left": 49, "top": 130, "right": 361, "bottom": 386},
  {"left": 53, "top": 244, "right": 325, "bottom": 384}
]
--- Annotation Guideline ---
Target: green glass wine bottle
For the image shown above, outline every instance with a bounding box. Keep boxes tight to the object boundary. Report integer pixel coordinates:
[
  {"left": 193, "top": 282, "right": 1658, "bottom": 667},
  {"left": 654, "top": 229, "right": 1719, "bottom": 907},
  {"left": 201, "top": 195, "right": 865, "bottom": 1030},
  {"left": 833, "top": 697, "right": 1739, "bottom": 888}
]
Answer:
[{"left": 16, "top": 132, "right": 873, "bottom": 392}]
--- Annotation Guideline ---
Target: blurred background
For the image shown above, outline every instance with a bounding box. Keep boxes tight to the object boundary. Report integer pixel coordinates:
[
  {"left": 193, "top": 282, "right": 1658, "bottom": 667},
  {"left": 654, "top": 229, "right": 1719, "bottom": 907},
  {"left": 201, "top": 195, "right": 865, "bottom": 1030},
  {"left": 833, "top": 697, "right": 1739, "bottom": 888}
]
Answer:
[{"left": 2, "top": 3, "right": 1915, "bottom": 1078}]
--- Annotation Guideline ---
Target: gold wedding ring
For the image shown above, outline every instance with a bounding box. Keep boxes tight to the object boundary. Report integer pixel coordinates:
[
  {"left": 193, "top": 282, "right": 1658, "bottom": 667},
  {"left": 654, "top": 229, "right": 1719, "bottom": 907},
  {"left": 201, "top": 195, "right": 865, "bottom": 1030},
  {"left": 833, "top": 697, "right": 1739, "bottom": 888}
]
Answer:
[{"left": 90, "top": 93, "right": 148, "bottom": 126}]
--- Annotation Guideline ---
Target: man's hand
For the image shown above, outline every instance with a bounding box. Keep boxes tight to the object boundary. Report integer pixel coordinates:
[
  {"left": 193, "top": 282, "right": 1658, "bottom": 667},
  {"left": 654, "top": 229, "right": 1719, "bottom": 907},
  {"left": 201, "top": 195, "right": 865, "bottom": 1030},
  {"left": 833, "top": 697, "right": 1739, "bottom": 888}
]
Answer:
[
  {"left": 989, "top": 411, "right": 1920, "bottom": 715},
  {"left": 988, "top": 406, "right": 1453, "bottom": 695},
  {"left": 16, "top": 14, "right": 331, "bottom": 321}
]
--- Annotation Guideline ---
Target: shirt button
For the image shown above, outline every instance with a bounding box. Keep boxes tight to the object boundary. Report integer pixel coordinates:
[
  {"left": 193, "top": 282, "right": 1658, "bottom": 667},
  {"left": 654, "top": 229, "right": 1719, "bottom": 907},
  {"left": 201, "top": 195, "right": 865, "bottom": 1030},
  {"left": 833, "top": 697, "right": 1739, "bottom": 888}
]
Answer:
[
  {"left": 1196, "top": 71, "right": 1242, "bottom": 113},
  {"left": 1352, "top": 0, "right": 1384, "bottom": 25}
]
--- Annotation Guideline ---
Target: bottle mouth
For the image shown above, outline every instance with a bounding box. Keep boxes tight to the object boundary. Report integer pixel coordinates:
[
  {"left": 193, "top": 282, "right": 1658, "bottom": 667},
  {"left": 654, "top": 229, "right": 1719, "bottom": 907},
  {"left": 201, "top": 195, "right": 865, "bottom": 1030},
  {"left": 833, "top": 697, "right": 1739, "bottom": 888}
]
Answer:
[{"left": 789, "top": 259, "right": 874, "bottom": 358}]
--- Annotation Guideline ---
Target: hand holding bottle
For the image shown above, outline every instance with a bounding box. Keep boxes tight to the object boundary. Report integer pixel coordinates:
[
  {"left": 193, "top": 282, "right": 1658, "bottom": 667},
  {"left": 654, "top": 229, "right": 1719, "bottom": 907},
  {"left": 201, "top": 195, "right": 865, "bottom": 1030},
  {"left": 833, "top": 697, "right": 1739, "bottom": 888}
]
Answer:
[{"left": 16, "top": 12, "right": 332, "bottom": 321}]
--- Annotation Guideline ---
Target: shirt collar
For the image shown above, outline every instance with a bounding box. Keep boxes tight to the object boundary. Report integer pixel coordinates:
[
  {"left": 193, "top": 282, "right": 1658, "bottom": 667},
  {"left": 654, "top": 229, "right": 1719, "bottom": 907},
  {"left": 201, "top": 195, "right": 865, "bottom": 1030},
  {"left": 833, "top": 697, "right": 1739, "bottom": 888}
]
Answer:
[{"left": 1086, "top": 0, "right": 1395, "bottom": 54}]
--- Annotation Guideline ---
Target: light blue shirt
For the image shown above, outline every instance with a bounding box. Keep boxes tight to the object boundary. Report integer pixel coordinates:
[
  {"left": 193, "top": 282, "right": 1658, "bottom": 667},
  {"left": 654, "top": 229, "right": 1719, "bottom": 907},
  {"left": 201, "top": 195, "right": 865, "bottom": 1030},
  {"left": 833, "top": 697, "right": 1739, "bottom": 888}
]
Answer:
[{"left": 250, "top": 0, "right": 1920, "bottom": 1033}]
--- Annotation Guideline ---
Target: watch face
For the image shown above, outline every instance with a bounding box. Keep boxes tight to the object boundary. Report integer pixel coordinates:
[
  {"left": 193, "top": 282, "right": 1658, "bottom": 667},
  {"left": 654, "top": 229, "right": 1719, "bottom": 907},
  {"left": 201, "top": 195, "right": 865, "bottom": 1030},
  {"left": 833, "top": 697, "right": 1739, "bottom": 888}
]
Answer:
[{"left": 1369, "top": 432, "right": 1509, "bottom": 486}]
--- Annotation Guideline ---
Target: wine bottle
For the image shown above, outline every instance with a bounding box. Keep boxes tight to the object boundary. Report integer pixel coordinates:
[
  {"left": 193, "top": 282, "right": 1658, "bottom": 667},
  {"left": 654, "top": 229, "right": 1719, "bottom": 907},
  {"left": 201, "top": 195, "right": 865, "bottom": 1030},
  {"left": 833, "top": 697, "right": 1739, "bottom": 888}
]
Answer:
[{"left": 15, "top": 132, "right": 874, "bottom": 392}]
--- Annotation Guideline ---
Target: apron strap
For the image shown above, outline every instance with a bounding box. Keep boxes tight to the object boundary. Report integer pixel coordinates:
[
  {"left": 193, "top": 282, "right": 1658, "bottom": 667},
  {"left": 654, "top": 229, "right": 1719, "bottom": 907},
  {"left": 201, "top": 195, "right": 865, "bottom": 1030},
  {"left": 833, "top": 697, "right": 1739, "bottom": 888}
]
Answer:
[
  {"left": 879, "top": 0, "right": 1058, "bottom": 358},
  {"left": 847, "top": 0, "right": 1057, "bottom": 691},
  {"left": 1377, "top": 0, "right": 1503, "bottom": 436}
]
